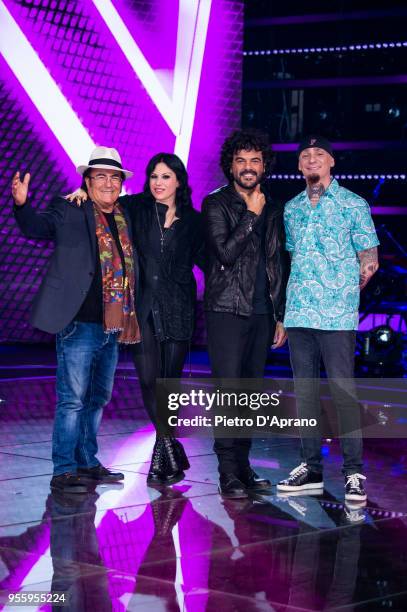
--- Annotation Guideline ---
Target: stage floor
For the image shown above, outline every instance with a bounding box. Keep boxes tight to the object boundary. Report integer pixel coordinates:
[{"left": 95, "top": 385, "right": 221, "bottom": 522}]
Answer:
[{"left": 0, "top": 351, "right": 407, "bottom": 611}]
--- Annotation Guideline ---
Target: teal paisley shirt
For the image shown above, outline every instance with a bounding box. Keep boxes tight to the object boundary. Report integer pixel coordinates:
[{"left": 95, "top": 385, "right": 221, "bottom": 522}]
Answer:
[{"left": 283, "top": 179, "right": 379, "bottom": 330}]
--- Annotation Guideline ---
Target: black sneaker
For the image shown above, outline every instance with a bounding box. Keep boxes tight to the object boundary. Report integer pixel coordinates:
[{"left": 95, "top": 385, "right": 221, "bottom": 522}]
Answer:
[
  {"left": 276, "top": 463, "right": 324, "bottom": 492},
  {"left": 218, "top": 474, "right": 248, "bottom": 499},
  {"left": 239, "top": 467, "right": 272, "bottom": 492},
  {"left": 50, "top": 472, "right": 88, "bottom": 494},
  {"left": 78, "top": 465, "right": 124, "bottom": 483},
  {"left": 344, "top": 473, "right": 367, "bottom": 501}
]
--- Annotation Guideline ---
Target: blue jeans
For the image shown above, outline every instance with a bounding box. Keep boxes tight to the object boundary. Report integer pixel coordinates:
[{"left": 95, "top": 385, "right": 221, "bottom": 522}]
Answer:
[
  {"left": 287, "top": 328, "right": 363, "bottom": 476},
  {"left": 53, "top": 321, "right": 119, "bottom": 475}
]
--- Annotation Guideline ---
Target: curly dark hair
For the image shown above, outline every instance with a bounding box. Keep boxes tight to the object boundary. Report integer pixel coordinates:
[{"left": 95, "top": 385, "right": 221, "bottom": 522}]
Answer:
[
  {"left": 143, "top": 152, "right": 193, "bottom": 216},
  {"left": 220, "top": 130, "right": 275, "bottom": 181}
]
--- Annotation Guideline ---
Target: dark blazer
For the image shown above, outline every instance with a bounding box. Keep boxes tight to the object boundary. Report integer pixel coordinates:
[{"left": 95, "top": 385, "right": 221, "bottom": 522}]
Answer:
[
  {"left": 122, "top": 193, "right": 204, "bottom": 341},
  {"left": 13, "top": 197, "right": 138, "bottom": 334}
]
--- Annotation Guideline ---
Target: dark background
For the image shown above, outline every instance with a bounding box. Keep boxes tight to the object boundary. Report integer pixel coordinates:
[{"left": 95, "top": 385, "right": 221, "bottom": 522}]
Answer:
[{"left": 242, "top": 0, "right": 407, "bottom": 243}]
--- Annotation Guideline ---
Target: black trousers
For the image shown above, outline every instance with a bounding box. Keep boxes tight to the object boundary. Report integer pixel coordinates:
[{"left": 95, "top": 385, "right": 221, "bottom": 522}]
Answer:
[
  {"left": 205, "top": 311, "right": 275, "bottom": 475},
  {"left": 132, "top": 316, "right": 189, "bottom": 426}
]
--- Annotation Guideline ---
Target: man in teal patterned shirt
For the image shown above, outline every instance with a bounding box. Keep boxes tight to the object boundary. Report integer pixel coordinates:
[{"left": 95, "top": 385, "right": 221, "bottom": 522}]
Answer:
[{"left": 277, "top": 135, "right": 379, "bottom": 503}]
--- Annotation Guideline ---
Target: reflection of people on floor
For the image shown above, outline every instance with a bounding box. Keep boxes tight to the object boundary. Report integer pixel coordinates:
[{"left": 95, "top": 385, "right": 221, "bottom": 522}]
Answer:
[
  {"left": 2, "top": 484, "right": 405, "bottom": 610},
  {"left": 132, "top": 488, "right": 188, "bottom": 608},
  {"left": 204, "top": 495, "right": 363, "bottom": 609},
  {"left": 96, "top": 488, "right": 205, "bottom": 610},
  {"left": 48, "top": 488, "right": 111, "bottom": 611},
  {"left": 287, "top": 514, "right": 362, "bottom": 611},
  {"left": 0, "top": 518, "right": 50, "bottom": 594},
  {"left": 205, "top": 497, "right": 302, "bottom": 608},
  {"left": 96, "top": 490, "right": 228, "bottom": 611}
]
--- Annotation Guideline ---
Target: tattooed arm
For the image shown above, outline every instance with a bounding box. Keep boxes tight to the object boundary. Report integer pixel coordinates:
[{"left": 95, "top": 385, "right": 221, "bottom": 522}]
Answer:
[{"left": 358, "top": 246, "right": 379, "bottom": 289}]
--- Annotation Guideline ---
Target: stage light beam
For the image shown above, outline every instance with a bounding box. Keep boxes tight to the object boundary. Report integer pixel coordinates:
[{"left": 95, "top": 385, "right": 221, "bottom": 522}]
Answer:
[
  {"left": 92, "top": 0, "right": 212, "bottom": 166},
  {"left": 0, "top": 0, "right": 95, "bottom": 168}
]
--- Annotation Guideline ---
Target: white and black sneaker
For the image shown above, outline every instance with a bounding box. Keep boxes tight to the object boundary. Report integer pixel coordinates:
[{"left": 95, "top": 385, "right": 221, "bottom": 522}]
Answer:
[
  {"left": 344, "top": 473, "right": 367, "bottom": 501},
  {"left": 277, "top": 463, "right": 324, "bottom": 492}
]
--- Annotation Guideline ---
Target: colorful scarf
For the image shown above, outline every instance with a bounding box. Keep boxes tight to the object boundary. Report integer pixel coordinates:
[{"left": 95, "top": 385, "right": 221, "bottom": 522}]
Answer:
[{"left": 94, "top": 203, "right": 140, "bottom": 344}]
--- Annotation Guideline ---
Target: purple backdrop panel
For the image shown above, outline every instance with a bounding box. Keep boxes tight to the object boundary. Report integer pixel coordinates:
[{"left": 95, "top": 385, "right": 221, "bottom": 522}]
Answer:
[
  {"left": 0, "top": 0, "right": 243, "bottom": 342},
  {"left": 187, "top": 0, "right": 243, "bottom": 207}
]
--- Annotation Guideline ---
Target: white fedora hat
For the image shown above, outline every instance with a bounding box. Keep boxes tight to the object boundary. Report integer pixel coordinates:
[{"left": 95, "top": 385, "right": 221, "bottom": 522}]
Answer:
[{"left": 76, "top": 146, "right": 133, "bottom": 179}]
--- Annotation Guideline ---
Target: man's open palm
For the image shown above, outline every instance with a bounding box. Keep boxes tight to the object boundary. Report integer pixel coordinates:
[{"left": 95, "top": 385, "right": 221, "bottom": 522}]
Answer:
[{"left": 12, "top": 171, "right": 31, "bottom": 206}]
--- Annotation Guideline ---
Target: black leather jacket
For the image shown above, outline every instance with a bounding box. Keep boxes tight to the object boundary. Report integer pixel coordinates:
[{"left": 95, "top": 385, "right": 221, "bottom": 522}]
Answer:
[{"left": 202, "top": 183, "right": 288, "bottom": 321}]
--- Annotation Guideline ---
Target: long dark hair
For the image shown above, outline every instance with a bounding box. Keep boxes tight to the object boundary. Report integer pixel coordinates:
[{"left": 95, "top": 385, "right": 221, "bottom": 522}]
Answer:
[
  {"left": 220, "top": 130, "right": 275, "bottom": 181},
  {"left": 143, "top": 153, "right": 193, "bottom": 216}
]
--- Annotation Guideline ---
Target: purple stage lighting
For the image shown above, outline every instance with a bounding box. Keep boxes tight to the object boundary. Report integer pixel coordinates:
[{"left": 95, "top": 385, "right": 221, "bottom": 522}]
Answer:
[
  {"left": 0, "top": 0, "right": 243, "bottom": 342},
  {"left": 244, "top": 41, "right": 407, "bottom": 56},
  {"left": 269, "top": 174, "right": 406, "bottom": 181}
]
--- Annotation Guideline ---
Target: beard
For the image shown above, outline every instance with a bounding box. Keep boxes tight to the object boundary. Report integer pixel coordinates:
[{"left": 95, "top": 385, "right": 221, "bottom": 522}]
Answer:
[
  {"left": 307, "top": 173, "right": 321, "bottom": 185},
  {"left": 233, "top": 170, "right": 264, "bottom": 190}
]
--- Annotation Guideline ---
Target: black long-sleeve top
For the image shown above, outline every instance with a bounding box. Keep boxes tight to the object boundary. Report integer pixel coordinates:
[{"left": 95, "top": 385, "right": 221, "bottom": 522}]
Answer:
[{"left": 121, "top": 194, "right": 204, "bottom": 341}]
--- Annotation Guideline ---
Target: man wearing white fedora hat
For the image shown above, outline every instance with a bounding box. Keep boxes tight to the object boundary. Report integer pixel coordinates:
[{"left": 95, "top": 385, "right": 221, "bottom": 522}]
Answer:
[{"left": 12, "top": 146, "right": 140, "bottom": 493}]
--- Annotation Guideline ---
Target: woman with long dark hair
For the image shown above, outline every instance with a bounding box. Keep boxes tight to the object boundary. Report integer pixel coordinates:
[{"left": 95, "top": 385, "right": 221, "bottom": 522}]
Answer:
[{"left": 125, "top": 153, "right": 204, "bottom": 485}]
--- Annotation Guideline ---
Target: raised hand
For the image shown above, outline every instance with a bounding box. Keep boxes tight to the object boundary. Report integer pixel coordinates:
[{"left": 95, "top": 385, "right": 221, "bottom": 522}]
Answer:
[{"left": 12, "top": 171, "right": 31, "bottom": 206}]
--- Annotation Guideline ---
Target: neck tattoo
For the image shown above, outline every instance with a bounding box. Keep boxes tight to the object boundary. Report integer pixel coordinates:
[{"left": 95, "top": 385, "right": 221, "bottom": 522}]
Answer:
[{"left": 307, "top": 183, "right": 325, "bottom": 204}]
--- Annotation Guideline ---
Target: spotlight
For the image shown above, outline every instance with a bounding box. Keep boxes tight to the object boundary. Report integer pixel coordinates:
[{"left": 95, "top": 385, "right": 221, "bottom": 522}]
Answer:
[
  {"left": 371, "top": 325, "right": 394, "bottom": 346},
  {"left": 359, "top": 325, "right": 404, "bottom": 376},
  {"left": 388, "top": 107, "right": 401, "bottom": 119}
]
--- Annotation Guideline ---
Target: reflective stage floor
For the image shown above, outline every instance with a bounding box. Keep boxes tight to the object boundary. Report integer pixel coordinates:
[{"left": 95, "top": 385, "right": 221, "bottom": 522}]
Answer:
[{"left": 0, "top": 349, "right": 407, "bottom": 611}]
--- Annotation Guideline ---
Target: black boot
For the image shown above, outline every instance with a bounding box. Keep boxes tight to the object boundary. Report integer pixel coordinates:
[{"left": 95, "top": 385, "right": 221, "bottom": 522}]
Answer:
[
  {"left": 150, "top": 489, "right": 188, "bottom": 536},
  {"left": 171, "top": 438, "right": 190, "bottom": 471},
  {"left": 162, "top": 436, "right": 185, "bottom": 485},
  {"left": 147, "top": 437, "right": 167, "bottom": 485}
]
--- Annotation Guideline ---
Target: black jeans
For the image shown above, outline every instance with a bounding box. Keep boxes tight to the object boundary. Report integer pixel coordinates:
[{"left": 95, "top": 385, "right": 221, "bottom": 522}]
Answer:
[
  {"left": 287, "top": 327, "right": 363, "bottom": 476},
  {"left": 206, "top": 311, "right": 275, "bottom": 475},
  {"left": 132, "top": 316, "right": 189, "bottom": 426}
]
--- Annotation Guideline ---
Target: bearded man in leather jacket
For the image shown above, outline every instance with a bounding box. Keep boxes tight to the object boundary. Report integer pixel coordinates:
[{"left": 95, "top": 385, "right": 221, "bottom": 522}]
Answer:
[{"left": 202, "top": 130, "right": 289, "bottom": 499}]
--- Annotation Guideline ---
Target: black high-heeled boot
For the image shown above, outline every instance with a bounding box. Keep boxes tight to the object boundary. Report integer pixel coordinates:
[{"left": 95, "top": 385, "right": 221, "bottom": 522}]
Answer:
[
  {"left": 172, "top": 438, "right": 190, "bottom": 471},
  {"left": 146, "top": 437, "right": 167, "bottom": 485},
  {"left": 162, "top": 436, "right": 185, "bottom": 485}
]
